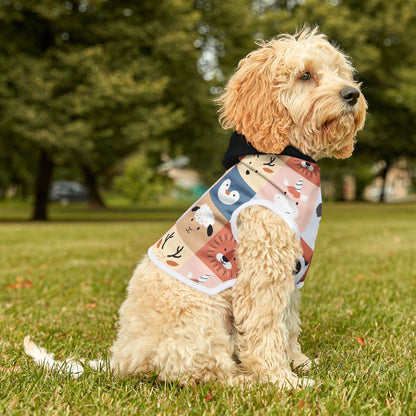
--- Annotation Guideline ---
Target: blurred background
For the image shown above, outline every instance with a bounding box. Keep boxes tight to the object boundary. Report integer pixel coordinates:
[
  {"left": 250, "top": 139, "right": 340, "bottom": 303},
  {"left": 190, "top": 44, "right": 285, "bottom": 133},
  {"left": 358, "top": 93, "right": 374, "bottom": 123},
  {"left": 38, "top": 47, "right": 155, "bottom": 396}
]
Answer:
[{"left": 0, "top": 0, "right": 415, "bottom": 220}]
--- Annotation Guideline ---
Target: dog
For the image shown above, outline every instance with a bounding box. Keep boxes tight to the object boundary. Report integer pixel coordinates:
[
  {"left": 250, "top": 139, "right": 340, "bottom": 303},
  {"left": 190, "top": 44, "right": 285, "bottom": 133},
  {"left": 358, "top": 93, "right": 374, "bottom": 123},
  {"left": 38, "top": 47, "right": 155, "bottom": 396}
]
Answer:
[{"left": 25, "top": 27, "right": 366, "bottom": 388}]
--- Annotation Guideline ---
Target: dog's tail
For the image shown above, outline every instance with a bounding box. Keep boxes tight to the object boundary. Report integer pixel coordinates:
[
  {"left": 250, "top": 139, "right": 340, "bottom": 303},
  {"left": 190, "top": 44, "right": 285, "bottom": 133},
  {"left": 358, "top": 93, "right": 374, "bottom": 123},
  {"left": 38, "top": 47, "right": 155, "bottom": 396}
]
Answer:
[{"left": 23, "top": 336, "right": 106, "bottom": 378}]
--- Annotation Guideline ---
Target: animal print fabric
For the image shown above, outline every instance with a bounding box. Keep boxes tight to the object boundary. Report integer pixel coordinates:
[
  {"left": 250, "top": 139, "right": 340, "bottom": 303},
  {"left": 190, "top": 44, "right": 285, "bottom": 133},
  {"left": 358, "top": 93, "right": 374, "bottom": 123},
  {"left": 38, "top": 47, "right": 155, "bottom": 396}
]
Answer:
[{"left": 148, "top": 154, "right": 322, "bottom": 295}]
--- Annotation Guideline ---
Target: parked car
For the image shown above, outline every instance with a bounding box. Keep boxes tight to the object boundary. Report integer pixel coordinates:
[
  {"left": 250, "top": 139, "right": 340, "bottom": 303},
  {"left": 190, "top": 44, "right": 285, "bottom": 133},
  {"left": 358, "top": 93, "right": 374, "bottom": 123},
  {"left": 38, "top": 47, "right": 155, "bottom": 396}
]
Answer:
[{"left": 49, "top": 181, "right": 89, "bottom": 205}]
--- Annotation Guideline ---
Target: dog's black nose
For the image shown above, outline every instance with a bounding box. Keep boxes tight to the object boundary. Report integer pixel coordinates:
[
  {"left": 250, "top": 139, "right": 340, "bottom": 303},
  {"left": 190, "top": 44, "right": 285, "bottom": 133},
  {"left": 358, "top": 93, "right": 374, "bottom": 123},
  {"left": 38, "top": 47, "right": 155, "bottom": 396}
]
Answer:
[{"left": 340, "top": 87, "right": 360, "bottom": 106}]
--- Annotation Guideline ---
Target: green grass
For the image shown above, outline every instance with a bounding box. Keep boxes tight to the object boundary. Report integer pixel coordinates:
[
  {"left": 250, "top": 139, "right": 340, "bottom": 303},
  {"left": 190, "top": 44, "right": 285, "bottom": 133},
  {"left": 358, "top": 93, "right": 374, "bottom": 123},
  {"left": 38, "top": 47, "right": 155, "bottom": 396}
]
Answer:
[{"left": 0, "top": 202, "right": 415, "bottom": 415}]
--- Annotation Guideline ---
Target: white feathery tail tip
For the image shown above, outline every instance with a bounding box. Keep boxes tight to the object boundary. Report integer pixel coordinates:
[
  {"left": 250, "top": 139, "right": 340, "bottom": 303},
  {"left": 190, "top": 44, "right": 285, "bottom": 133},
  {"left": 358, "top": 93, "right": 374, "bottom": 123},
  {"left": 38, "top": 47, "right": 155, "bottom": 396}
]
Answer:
[{"left": 23, "top": 336, "right": 106, "bottom": 378}]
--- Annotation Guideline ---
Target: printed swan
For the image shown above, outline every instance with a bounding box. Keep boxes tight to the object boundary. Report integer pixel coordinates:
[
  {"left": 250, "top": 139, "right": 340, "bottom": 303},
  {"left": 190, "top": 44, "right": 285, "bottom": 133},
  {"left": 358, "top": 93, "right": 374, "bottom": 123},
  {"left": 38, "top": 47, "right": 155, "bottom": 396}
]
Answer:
[{"left": 218, "top": 179, "right": 240, "bottom": 205}]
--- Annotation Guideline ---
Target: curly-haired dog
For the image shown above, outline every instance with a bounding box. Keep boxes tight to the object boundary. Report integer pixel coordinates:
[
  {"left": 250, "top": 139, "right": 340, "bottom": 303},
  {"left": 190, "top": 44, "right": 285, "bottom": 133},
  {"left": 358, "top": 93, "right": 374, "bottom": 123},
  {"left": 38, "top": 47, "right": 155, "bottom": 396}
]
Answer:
[{"left": 25, "top": 27, "right": 366, "bottom": 388}]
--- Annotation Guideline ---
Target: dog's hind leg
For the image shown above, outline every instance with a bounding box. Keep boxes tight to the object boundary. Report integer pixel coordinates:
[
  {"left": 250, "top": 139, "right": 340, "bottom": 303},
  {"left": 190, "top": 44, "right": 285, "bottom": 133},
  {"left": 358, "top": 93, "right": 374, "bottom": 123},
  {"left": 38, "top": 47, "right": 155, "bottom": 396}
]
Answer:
[
  {"left": 152, "top": 299, "right": 241, "bottom": 385},
  {"left": 232, "top": 205, "right": 313, "bottom": 388},
  {"left": 285, "top": 289, "right": 315, "bottom": 373},
  {"left": 110, "top": 258, "right": 240, "bottom": 384}
]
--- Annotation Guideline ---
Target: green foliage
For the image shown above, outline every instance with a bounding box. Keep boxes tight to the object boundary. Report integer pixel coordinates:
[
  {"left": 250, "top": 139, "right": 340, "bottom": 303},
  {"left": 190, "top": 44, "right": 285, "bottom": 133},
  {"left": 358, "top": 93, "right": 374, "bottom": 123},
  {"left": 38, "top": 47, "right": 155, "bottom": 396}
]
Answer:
[
  {"left": 1, "top": 0, "right": 416, "bottom": 205},
  {"left": 0, "top": 0, "right": 255, "bottom": 201},
  {"left": 187, "top": 0, "right": 255, "bottom": 183},
  {"left": 114, "top": 153, "right": 172, "bottom": 203},
  {"left": 0, "top": 1, "right": 190, "bottom": 169}
]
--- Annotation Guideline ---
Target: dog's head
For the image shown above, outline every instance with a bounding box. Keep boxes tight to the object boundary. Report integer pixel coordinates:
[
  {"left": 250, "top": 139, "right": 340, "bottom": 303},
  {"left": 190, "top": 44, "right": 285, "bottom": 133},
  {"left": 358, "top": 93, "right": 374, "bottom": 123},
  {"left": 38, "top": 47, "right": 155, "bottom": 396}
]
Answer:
[{"left": 218, "top": 27, "right": 367, "bottom": 160}]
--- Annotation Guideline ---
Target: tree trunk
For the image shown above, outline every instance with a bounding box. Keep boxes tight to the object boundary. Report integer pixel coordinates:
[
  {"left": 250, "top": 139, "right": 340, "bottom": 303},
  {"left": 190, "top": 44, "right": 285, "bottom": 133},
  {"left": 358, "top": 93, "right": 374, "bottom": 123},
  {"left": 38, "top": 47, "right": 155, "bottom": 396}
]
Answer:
[
  {"left": 379, "top": 160, "right": 390, "bottom": 203},
  {"left": 81, "top": 164, "right": 106, "bottom": 209},
  {"left": 32, "top": 150, "right": 54, "bottom": 221}
]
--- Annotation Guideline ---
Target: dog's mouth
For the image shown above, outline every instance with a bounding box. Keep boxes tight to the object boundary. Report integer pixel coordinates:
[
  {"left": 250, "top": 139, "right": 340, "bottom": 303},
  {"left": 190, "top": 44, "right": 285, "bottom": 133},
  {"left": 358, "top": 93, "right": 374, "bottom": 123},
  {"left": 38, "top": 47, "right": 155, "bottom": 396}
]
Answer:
[
  {"left": 313, "top": 114, "right": 358, "bottom": 159},
  {"left": 321, "top": 110, "right": 358, "bottom": 135},
  {"left": 320, "top": 92, "right": 366, "bottom": 131}
]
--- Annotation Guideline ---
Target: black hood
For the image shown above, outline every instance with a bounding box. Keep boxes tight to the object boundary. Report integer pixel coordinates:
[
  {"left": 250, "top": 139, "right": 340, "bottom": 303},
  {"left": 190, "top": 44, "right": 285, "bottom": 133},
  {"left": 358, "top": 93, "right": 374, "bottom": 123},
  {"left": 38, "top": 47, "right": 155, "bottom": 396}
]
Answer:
[{"left": 222, "top": 132, "right": 317, "bottom": 169}]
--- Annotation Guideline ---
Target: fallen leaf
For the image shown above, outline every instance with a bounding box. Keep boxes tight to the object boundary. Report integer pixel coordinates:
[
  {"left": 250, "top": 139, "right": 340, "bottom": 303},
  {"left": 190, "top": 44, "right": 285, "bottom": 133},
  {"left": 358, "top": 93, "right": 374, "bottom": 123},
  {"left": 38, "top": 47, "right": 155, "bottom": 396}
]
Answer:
[
  {"left": 6, "top": 280, "right": 33, "bottom": 290},
  {"left": 354, "top": 274, "right": 364, "bottom": 281},
  {"left": 85, "top": 303, "right": 96, "bottom": 309},
  {"left": 346, "top": 308, "right": 353, "bottom": 316},
  {"left": 355, "top": 337, "right": 365, "bottom": 346},
  {"left": 297, "top": 399, "right": 305, "bottom": 410},
  {"left": 6, "top": 283, "right": 18, "bottom": 290},
  {"left": 308, "top": 312, "right": 314, "bottom": 317},
  {"left": 204, "top": 390, "right": 213, "bottom": 402}
]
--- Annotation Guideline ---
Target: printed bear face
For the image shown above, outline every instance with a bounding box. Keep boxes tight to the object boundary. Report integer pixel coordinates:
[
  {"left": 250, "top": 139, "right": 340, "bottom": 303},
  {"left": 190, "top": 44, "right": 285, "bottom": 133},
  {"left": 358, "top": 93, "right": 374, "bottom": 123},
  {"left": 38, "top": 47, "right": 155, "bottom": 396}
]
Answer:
[{"left": 196, "top": 226, "right": 239, "bottom": 282}]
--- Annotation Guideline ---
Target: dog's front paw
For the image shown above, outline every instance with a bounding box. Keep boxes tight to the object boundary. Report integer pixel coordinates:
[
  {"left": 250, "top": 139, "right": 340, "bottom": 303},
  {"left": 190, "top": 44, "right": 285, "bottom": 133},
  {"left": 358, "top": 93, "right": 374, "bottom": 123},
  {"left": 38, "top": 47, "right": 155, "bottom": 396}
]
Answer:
[
  {"left": 299, "top": 377, "right": 315, "bottom": 388},
  {"left": 293, "top": 355, "right": 319, "bottom": 373},
  {"left": 280, "top": 374, "right": 315, "bottom": 390}
]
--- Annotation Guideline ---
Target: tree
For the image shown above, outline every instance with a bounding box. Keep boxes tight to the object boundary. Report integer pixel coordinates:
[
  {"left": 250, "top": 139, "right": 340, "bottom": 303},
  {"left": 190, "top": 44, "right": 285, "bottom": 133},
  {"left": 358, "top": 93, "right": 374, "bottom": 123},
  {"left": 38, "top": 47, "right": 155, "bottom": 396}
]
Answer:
[
  {"left": 155, "top": 0, "right": 255, "bottom": 183},
  {"left": 0, "top": 0, "right": 260, "bottom": 217},
  {"left": 0, "top": 1, "right": 194, "bottom": 219},
  {"left": 114, "top": 153, "right": 171, "bottom": 203}
]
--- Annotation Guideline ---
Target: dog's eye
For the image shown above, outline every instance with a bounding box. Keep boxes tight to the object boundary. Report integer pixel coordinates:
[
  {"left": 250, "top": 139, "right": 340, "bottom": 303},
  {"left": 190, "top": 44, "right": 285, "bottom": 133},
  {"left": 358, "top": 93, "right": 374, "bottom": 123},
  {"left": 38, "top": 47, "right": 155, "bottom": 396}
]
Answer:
[{"left": 299, "top": 72, "right": 312, "bottom": 81}]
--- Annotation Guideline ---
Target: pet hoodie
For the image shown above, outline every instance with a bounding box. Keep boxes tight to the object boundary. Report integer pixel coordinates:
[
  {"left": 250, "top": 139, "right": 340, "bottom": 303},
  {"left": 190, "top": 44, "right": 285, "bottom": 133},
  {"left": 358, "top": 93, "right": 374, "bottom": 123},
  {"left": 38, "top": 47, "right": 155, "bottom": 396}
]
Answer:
[{"left": 148, "top": 132, "right": 322, "bottom": 296}]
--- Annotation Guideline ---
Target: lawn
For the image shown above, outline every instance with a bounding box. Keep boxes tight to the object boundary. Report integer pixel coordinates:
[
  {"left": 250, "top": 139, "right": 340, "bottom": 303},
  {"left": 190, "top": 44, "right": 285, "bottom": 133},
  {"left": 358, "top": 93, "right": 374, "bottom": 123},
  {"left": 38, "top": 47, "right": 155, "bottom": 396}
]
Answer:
[{"left": 0, "top": 202, "right": 415, "bottom": 415}]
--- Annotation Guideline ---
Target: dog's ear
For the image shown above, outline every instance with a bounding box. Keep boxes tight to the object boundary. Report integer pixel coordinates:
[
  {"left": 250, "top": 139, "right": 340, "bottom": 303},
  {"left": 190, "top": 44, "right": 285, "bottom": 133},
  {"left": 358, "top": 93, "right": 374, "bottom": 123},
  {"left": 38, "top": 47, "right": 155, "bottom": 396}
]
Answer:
[{"left": 218, "top": 43, "right": 292, "bottom": 154}]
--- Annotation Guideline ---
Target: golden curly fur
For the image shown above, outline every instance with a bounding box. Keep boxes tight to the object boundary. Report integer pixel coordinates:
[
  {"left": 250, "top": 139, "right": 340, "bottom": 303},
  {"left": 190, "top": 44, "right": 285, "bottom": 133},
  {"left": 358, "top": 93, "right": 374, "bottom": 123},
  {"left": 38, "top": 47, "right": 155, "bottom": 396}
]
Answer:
[
  {"left": 108, "top": 27, "right": 366, "bottom": 388},
  {"left": 25, "top": 27, "right": 366, "bottom": 389},
  {"left": 218, "top": 28, "right": 366, "bottom": 159}
]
